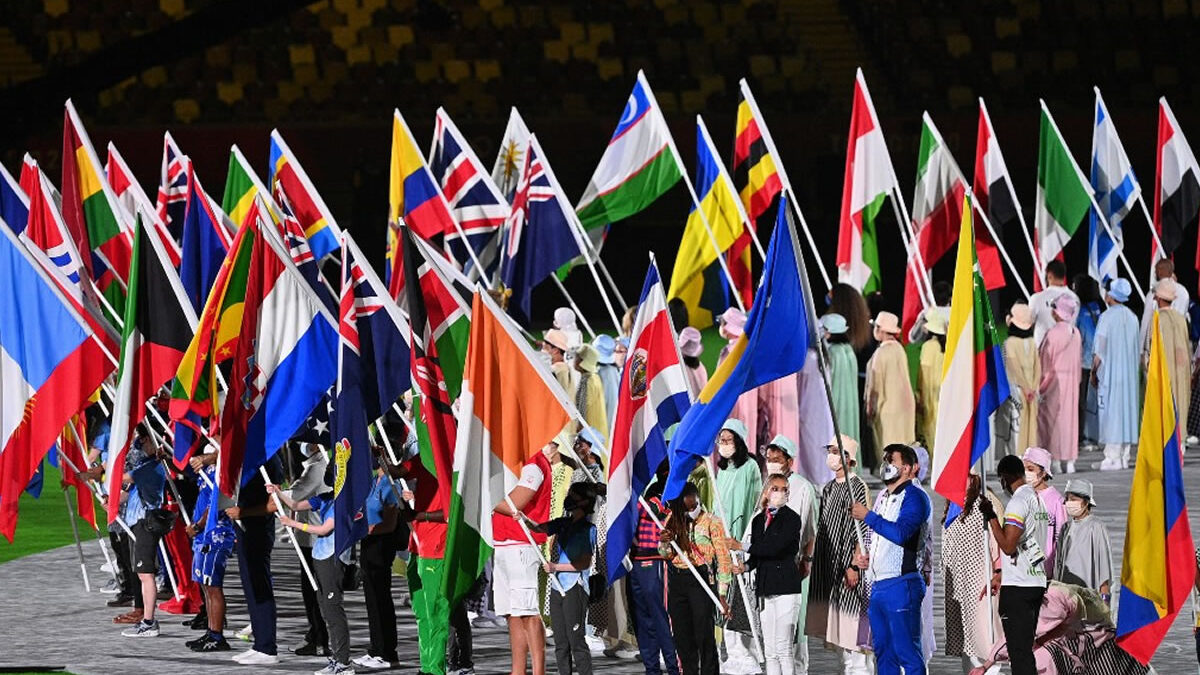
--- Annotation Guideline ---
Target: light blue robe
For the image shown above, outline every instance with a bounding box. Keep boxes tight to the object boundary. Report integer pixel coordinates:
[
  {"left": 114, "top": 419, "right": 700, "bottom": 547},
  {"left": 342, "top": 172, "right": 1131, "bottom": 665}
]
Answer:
[
  {"left": 1094, "top": 303, "right": 1140, "bottom": 444},
  {"left": 597, "top": 362, "right": 620, "bottom": 434}
]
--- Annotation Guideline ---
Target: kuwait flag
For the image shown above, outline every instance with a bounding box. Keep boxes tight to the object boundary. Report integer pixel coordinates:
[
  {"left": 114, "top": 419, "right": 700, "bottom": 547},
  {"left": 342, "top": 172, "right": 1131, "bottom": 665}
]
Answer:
[
  {"left": 973, "top": 99, "right": 1021, "bottom": 291},
  {"left": 105, "top": 215, "right": 198, "bottom": 523},
  {"left": 575, "top": 70, "right": 682, "bottom": 245},
  {"left": 902, "top": 113, "right": 966, "bottom": 337},
  {"left": 1153, "top": 97, "right": 1200, "bottom": 261},
  {"left": 1034, "top": 101, "right": 1093, "bottom": 274},
  {"left": 930, "top": 196, "right": 1009, "bottom": 517},
  {"left": 836, "top": 69, "right": 898, "bottom": 294}
]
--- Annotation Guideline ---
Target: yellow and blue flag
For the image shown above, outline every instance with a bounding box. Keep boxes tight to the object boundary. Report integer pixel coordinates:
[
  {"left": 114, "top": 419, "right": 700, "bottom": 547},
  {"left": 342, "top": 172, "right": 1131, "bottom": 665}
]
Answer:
[
  {"left": 663, "top": 197, "right": 809, "bottom": 500},
  {"left": 268, "top": 130, "right": 342, "bottom": 261},
  {"left": 1115, "top": 310, "right": 1195, "bottom": 665}
]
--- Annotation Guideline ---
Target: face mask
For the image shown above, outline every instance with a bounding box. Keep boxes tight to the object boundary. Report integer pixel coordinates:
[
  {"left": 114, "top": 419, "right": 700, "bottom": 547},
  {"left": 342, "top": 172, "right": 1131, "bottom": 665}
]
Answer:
[
  {"left": 717, "top": 442, "right": 736, "bottom": 459},
  {"left": 767, "top": 491, "right": 788, "bottom": 508},
  {"left": 765, "top": 461, "right": 786, "bottom": 476},
  {"left": 1064, "top": 500, "right": 1086, "bottom": 518},
  {"left": 881, "top": 463, "right": 902, "bottom": 483},
  {"left": 1024, "top": 470, "right": 1042, "bottom": 487},
  {"left": 825, "top": 454, "right": 843, "bottom": 472},
  {"left": 687, "top": 505, "right": 703, "bottom": 520}
]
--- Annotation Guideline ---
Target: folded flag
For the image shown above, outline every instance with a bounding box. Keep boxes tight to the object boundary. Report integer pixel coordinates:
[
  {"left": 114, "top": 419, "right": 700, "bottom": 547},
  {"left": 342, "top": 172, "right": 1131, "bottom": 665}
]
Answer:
[
  {"left": 107, "top": 142, "right": 181, "bottom": 267},
  {"left": 179, "top": 162, "right": 233, "bottom": 313},
  {"left": 0, "top": 162, "right": 28, "bottom": 235},
  {"left": 273, "top": 182, "right": 337, "bottom": 314},
  {"left": 155, "top": 132, "right": 189, "bottom": 242},
  {"left": 268, "top": 130, "right": 341, "bottom": 261}
]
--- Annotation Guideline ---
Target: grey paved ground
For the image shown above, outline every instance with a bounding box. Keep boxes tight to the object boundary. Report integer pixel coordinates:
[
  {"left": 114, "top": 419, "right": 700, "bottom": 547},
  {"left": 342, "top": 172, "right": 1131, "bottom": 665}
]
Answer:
[{"left": 4, "top": 446, "right": 1200, "bottom": 674}]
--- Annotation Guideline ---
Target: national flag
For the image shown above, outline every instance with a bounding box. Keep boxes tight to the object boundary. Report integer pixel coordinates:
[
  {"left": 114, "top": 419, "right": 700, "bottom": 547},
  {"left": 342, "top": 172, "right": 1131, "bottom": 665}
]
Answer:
[
  {"left": 409, "top": 233, "right": 473, "bottom": 391},
  {"left": 666, "top": 119, "right": 747, "bottom": 328},
  {"left": 155, "top": 132, "right": 189, "bottom": 241},
  {"left": 728, "top": 81, "right": 784, "bottom": 307},
  {"left": 390, "top": 109, "right": 457, "bottom": 243},
  {"left": 342, "top": 232, "right": 412, "bottom": 416},
  {"left": 973, "top": 99, "right": 1021, "bottom": 291},
  {"left": 1035, "top": 102, "right": 1093, "bottom": 271},
  {"left": 107, "top": 142, "right": 182, "bottom": 267},
  {"left": 501, "top": 135, "right": 586, "bottom": 326},
  {"left": 273, "top": 182, "right": 337, "bottom": 314},
  {"left": 179, "top": 162, "right": 234, "bottom": 313},
  {"left": 222, "top": 145, "right": 263, "bottom": 230},
  {"left": 61, "top": 100, "right": 134, "bottom": 315},
  {"left": 929, "top": 197, "right": 1010, "bottom": 517},
  {"left": 218, "top": 213, "right": 337, "bottom": 493},
  {"left": 1089, "top": 89, "right": 1141, "bottom": 285},
  {"left": 0, "top": 162, "right": 29, "bottom": 234},
  {"left": 104, "top": 216, "right": 198, "bottom": 523},
  {"left": 605, "top": 258, "right": 692, "bottom": 582},
  {"left": 1116, "top": 310, "right": 1196, "bottom": 664},
  {"left": 664, "top": 197, "right": 810, "bottom": 499},
  {"left": 268, "top": 130, "right": 342, "bottom": 261},
  {"left": 492, "top": 107, "right": 533, "bottom": 201},
  {"left": 58, "top": 414, "right": 95, "bottom": 530},
  {"left": 903, "top": 113, "right": 967, "bottom": 337},
  {"left": 836, "top": 69, "right": 899, "bottom": 294},
  {"left": 431, "top": 108, "right": 509, "bottom": 281},
  {"left": 1152, "top": 98, "right": 1200, "bottom": 261},
  {"left": 575, "top": 71, "right": 683, "bottom": 245},
  {"left": 0, "top": 219, "right": 110, "bottom": 540}
]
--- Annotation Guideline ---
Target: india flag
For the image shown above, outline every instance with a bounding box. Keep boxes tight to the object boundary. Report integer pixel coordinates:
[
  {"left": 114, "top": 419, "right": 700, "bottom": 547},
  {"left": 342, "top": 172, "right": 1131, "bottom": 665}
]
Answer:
[
  {"left": 1035, "top": 101, "right": 1093, "bottom": 270},
  {"left": 836, "top": 69, "right": 898, "bottom": 294},
  {"left": 930, "top": 196, "right": 1009, "bottom": 514}
]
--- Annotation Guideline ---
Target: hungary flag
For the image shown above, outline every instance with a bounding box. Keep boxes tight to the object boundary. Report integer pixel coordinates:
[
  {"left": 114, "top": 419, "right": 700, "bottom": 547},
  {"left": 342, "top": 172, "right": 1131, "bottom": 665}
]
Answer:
[{"left": 1035, "top": 102, "right": 1093, "bottom": 273}]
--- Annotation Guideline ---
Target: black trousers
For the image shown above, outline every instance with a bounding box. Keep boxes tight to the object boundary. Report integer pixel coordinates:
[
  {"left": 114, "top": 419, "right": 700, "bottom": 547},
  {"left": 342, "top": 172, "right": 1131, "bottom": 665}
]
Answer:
[
  {"left": 110, "top": 529, "right": 137, "bottom": 597},
  {"left": 549, "top": 585, "right": 593, "bottom": 675},
  {"left": 999, "top": 585, "right": 1046, "bottom": 675},
  {"left": 447, "top": 599, "right": 473, "bottom": 670},
  {"left": 667, "top": 567, "right": 718, "bottom": 675},
  {"left": 299, "top": 545, "right": 328, "bottom": 648},
  {"left": 360, "top": 534, "right": 398, "bottom": 661},
  {"left": 236, "top": 517, "right": 277, "bottom": 655}
]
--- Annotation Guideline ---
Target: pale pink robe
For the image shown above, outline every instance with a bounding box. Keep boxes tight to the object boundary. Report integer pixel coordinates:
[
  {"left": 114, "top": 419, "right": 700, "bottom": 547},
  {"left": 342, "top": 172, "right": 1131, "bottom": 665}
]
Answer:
[
  {"left": 757, "top": 373, "right": 799, "bottom": 453},
  {"left": 1037, "top": 321, "right": 1082, "bottom": 462},
  {"left": 720, "top": 341, "right": 758, "bottom": 453}
]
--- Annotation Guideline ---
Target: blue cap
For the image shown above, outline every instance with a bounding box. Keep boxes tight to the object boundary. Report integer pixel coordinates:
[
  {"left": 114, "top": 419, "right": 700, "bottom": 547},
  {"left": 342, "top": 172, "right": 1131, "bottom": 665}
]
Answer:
[
  {"left": 592, "top": 334, "right": 616, "bottom": 364},
  {"left": 820, "top": 313, "right": 848, "bottom": 335},
  {"left": 720, "top": 418, "right": 748, "bottom": 444},
  {"left": 576, "top": 426, "right": 605, "bottom": 450},
  {"left": 1108, "top": 278, "right": 1131, "bottom": 303}
]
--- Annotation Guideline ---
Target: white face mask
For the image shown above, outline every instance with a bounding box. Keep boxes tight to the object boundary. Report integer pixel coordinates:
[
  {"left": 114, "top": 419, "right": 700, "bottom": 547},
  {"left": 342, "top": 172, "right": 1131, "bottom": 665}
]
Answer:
[
  {"left": 1024, "top": 470, "right": 1042, "bottom": 487},
  {"left": 881, "top": 463, "right": 902, "bottom": 483},
  {"left": 767, "top": 491, "right": 788, "bottom": 508},
  {"left": 687, "top": 505, "right": 703, "bottom": 520},
  {"left": 826, "top": 454, "right": 843, "bottom": 472},
  {"left": 765, "top": 461, "right": 786, "bottom": 476},
  {"left": 1065, "top": 500, "right": 1086, "bottom": 518},
  {"left": 717, "top": 442, "right": 736, "bottom": 459}
]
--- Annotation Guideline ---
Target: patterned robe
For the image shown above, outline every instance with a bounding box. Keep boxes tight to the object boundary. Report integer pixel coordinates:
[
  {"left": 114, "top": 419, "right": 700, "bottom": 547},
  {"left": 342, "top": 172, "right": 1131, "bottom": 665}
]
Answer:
[
  {"left": 942, "top": 491, "right": 1003, "bottom": 660},
  {"left": 805, "top": 474, "right": 870, "bottom": 651}
]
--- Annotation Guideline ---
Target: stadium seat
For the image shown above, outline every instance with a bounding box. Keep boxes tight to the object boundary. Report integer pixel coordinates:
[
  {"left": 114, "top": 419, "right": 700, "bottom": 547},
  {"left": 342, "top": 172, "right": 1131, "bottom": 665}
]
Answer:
[
  {"left": 44, "top": 0, "right": 68, "bottom": 19},
  {"left": 217, "top": 81, "right": 244, "bottom": 106},
  {"left": 474, "top": 59, "right": 501, "bottom": 82},
  {"left": 544, "top": 40, "right": 568, "bottom": 63},
  {"left": 173, "top": 98, "right": 200, "bottom": 123},
  {"left": 387, "top": 24, "right": 414, "bottom": 47}
]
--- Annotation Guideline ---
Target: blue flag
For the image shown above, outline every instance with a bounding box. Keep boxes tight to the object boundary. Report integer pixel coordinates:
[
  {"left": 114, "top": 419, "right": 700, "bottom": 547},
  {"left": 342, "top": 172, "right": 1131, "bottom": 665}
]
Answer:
[
  {"left": 0, "top": 164, "right": 29, "bottom": 234},
  {"left": 1089, "top": 90, "right": 1141, "bottom": 285}
]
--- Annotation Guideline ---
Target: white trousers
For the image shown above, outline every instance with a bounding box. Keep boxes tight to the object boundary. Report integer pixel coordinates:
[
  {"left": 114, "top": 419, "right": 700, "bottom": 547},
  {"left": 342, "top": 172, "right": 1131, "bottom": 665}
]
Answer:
[
  {"left": 722, "top": 629, "right": 761, "bottom": 674},
  {"left": 839, "top": 648, "right": 873, "bottom": 675},
  {"left": 759, "top": 594, "right": 801, "bottom": 675}
]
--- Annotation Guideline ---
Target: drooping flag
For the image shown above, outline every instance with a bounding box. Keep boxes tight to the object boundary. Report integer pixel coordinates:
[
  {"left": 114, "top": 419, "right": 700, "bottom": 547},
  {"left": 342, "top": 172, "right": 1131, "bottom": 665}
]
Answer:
[
  {"left": 929, "top": 196, "right": 1010, "bottom": 517},
  {"left": 501, "top": 135, "right": 586, "bottom": 326},
  {"left": 1035, "top": 101, "right": 1093, "bottom": 272},
  {"left": 667, "top": 119, "right": 747, "bottom": 327},
  {"left": 0, "top": 162, "right": 29, "bottom": 234},
  {"left": 0, "top": 218, "right": 111, "bottom": 541},
  {"left": 431, "top": 108, "right": 510, "bottom": 281},
  {"left": 1089, "top": 89, "right": 1141, "bottom": 286},
  {"left": 575, "top": 71, "right": 683, "bottom": 245},
  {"left": 155, "top": 132, "right": 188, "bottom": 241},
  {"left": 58, "top": 414, "right": 95, "bottom": 530},
  {"left": 903, "top": 113, "right": 967, "bottom": 337},
  {"left": 222, "top": 145, "right": 263, "bottom": 230},
  {"left": 273, "top": 182, "right": 337, "bottom": 314},
  {"left": 179, "top": 162, "right": 233, "bottom": 313},
  {"left": 729, "top": 81, "right": 784, "bottom": 306},
  {"left": 605, "top": 258, "right": 692, "bottom": 582},
  {"left": 836, "top": 69, "right": 899, "bottom": 294},
  {"left": 104, "top": 215, "right": 198, "bottom": 523},
  {"left": 268, "top": 130, "right": 342, "bottom": 261},
  {"left": 665, "top": 197, "right": 810, "bottom": 500},
  {"left": 973, "top": 99, "right": 1021, "bottom": 291},
  {"left": 107, "top": 142, "right": 181, "bottom": 267},
  {"left": 492, "top": 107, "right": 533, "bottom": 201},
  {"left": 1116, "top": 310, "right": 1195, "bottom": 664},
  {"left": 1152, "top": 98, "right": 1200, "bottom": 261}
]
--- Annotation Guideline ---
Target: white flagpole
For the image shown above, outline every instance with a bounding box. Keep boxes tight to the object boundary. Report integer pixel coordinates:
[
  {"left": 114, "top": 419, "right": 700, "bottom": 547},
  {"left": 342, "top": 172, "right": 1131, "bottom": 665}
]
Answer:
[
  {"left": 980, "top": 98, "right": 1044, "bottom": 289},
  {"left": 697, "top": 115, "right": 767, "bottom": 261}
]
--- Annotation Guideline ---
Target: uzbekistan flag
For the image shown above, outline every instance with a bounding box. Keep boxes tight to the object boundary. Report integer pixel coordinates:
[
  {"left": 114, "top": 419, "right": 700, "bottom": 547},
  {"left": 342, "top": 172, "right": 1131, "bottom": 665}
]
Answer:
[
  {"left": 930, "top": 195, "right": 1009, "bottom": 515},
  {"left": 1116, "top": 310, "right": 1195, "bottom": 665}
]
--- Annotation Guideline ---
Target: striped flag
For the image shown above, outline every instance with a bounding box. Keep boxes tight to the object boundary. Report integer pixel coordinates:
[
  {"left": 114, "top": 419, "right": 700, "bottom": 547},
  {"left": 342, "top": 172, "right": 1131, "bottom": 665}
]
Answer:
[
  {"left": 1089, "top": 89, "right": 1141, "bottom": 286},
  {"left": 1035, "top": 101, "right": 1093, "bottom": 271},
  {"left": 223, "top": 145, "right": 262, "bottom": 230},
  {"left": 155, "top": 132, "right": 189, "bottom": 241},
  {"left": 1152, "top": 98, "right": 1200, "bottom": 261},
  {"left": 106, "top": 143, "right": 182, "bottom": 267},
  {"left": 269, "top": 130, "right": 342, "bottom": 261},
  {"left": 973, "top": 99, "right": 1020, "bottom": 291},
  {"left": 729, "top": 81, "right": 784, "bottom": 307}
]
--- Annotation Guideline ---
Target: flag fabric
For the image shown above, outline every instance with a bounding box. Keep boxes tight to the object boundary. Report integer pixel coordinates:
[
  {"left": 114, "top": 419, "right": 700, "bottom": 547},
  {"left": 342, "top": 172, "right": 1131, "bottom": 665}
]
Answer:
[
  {"left": 218, "top": 217, "right": 337, "bottom": 493},
  {"left": 1089, "top": 90, "right": 1141, "bottom": 286},
  {"left": 58, "top": 414, "right": 96, "bottom": 530},
  {"left": 1153, "top": 98, "right": 1200, "bottom": 261},
  {"left": 929, "top": 197, "right": 1010, "bottom": 519},
  {"left": 1035, "top": 102, "right": 1093, "bottom": 271},
  {"left": 728, "top": 82, "right": 784, "bottom": 307},
  {"left": 107, "top": 142, "right": 181, "bottom": 267},
  {"left": 430, "top": 108, "right": 509, "bottom": 281},
  {"left": 0, "top": 219, "right": 111, "bottom": 541},
  {"left": 104, "top": 216, "right": 198, "bottom": 523},
  {"left": 973, "top": 99, "right": 1020, "bottom": 291},
  {"left": 501, "top": 135, "right": 586, "bottom": 326},
  {"left": 1116, "top": 310, "right": 1196, "bottom": 664},
  {"left": 342, "top": 233, "right": 412, "bottom": 416},
  {"left": 409, "top": 233, "right": 473, "bottom": 392},
  {"left": 903, "top": 113, "right": 967, "bottom": 337},
  {"left": 61, "top": 100, "right": 134, "bottom": 315},
  {"left": 179, "top": 162, "right": 233, "bottom": 313},
  {"left": 575, "top": 71, "right": 683, "bottom": 241},
  {"left": 273, "top": 182, "right": 337, "bottom": 314},
  {"left": 268, "top": 130, "right": 342, "bottom": 261},
  {"left": 0, "top": 162, "right": 29, "bottom": 234},
  {"left": 155, "top": 132, "right": 188, "bottom": 242},
  {"left": 664, "top": 197, "right": 810, "bottom": 500},
  {"left": 492, "top": 107, "right": 533, "bottom": 201},
  {"left": 836, "top": 69, "right": 899, "bottom": 294},
  {"left": 605, "top": 259, "right": 692, "bottom": 582},
  {"left": 667, "top": 121, "right": 746, "bottom": 328},
  {"left": 390, "top": 110, "right": 457, "bottom": 243},
  {"left": 222, "top": 146, "right": 262, "bottom": 230}
]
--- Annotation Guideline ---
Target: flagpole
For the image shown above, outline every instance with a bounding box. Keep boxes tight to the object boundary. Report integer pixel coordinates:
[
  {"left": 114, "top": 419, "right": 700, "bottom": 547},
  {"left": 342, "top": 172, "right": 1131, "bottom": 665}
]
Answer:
[
  {"left": 977, "top": 459, "right": 998, "bottom": 648},
  {"left": 63, "top": 418, "right": 121, "bottom": 583},
  {"left": 637, "top": 495, "right": 724, "bottom": 608},
  {"left": 697, "top": 115, "right": 767, "bottom": 262},
  {"left": 971, "top": 195, "right": 1031, "bottom": 299},
  {"left": 891, "top": 193, "right": 935, "bottom": 310},
  {"left": 63, "top": 486, "right": 92, "bottom": 592},
  {"left": 261, "top": 464, "right": 320, "bottom": 591},
  {"left": 980, "top": 98, "right": 1043, "bottom": 288}
]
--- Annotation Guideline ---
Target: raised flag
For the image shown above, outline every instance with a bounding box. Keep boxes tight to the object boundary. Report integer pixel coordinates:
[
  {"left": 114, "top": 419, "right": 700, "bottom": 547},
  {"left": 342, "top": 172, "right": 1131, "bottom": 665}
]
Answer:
[
  {"left": 728, "top": 83, "right": 783, "bottom": 306},
  {"left": 492, "top": 107, "right": 533, "bottom": 201},
  {"left": 605, "top": 258, "right": 692, "bottom": 582},
  {"left": 973, "top": 99, "right": 1021, "bottom": 291},
  {"left": 409, "top": 233, "right": 473, "bottom": 390},
  {"left": 342, "top": 232, "right": 412, "bottom": 415},
  {"left": 667, "top": 119, "right": 747, "bottom": 327},
  {"left": 929, "top": 197, "right": 1010, "bottom": 516},
  {"left": 390, "top": 109, "right": 457, "bottom": 243},
  {"left": 1035, "top": 102, "right": 1093, "bottom": 271},
  {"left": 0, "top": 216, "right": 111, "bottom": 541},
  {"left": 155, "top": 132, "right": 188, "bottom": 240},
  {"left": 0, "top": 162, "right": 29, "bottom": 234},
  {"left": 104, "top": 216, "right": 198, "bottom": 523},
  {"left": 665, "top": 197, "right": 810, "bottom": 499},
  {"left": 179, "top": 162, "right": 233, "bottom": 313},
  {"left": 501, "top": 135, "right": 586, "bottom": 326},
  {"left": 1116, "top": 310, "right": 1196, "bottom": 664},
  {"left": 903, "top": 113, "right": 967, "bottom": 337},
  {"left": 222, "top": 145, "right": 261, "bottom": 230},
  {"left": 268, "top": 130, "right": 342, "bottom": 261},
  {"left": 273, "top": 182, "right": 337, "bottom": 314},
  {"left": 575, "top": 71, "right": 683, "bottom": 242},
  {"left": 1152, "top": 98, "right": 1200, "bottom": 261},
  {"left": 836, "top": 69, "right": 899, "bottom": 293},
  {"left": 1090, "top": 89, "right": 1141, "bottom": 285},
  {"left": 107, "top": 142, "right": 181, "bottom": 267}
]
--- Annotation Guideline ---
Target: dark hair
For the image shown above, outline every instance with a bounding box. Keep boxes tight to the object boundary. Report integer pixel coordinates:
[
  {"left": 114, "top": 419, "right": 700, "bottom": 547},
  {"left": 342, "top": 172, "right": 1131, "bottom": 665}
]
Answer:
[
  {"left": 1072, "top": 274, "right": 1100, "bottom": 304},
  {"left": 1007, "top": 324, "right": 1033, "bottom": 339},
  {"left": 828, "top": 332, "right": 851, "bottom": 345},
  {"left": 929, "top": 333, "right": 946, "bottom": 351},
  {"left": 683, "top": 354, "right": 701, "bottom": 369},
  {"left": 668, "top": 298, "right": 690, "bottom": 333},
  {"left": 883, "top": 443, "right": 918, "bottom": 467},
  {"left": 565, "top": 482, "right": 601, "bottom": 515},
  {"left": 932, "top": 281, "right": 952, "bottom": 307},
  {"left": 665, "top": 482, "right": 700, "bottom": 551},
  {"left": 828, "top": 283, "right": 872, "bottom": 353},
  {"left": 1045, "top": 259, "right": 1067, "bottom": 282},
  {"left": 716, "top": 428, "right": 751, "bottom": 470},
  {"left": 996, "top": 454, "right": 1025, "bottom": 480}
]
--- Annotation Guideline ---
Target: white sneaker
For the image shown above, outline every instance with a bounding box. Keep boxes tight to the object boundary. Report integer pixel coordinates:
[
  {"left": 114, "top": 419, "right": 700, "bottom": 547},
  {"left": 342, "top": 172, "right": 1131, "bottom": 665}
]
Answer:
[
  {"left": 234, "top": 649, "right": 279, "bottom": 665},
  {"left": 614, "top": 646, "right": 640, "bottom": 659},
  {"left": 352, "top": 655, "right": 389, "bottom": 670},
  {"left": 1065, "top": 461, "right": 1076, "bottom": 474},
  {"left": 235, "top": 624, "right": 253, "bottom": 642},
  {"left": 100, "top": 561, "right": 115, "bottom": 574},
  {"left": 313, "top": 658, "right": 355, "bottom": 675},
  {"left": 1187, "top": 435, "right": 1199, "bottom": 447},
  {"left": 585, "top": 634, "right": 606, "bottom": 655},
  {"left": 121, "top": 619, "right": 159, "bottom": 637},
  {"left": 100, "top": 578, "right": 121, "bottom": 594}
]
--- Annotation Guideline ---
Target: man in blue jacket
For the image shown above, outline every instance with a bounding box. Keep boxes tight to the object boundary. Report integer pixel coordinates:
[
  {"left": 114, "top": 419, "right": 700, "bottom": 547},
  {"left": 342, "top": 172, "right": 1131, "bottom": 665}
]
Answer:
[{"left": 850, "top": 443, "right": 931, "bottom": 675}]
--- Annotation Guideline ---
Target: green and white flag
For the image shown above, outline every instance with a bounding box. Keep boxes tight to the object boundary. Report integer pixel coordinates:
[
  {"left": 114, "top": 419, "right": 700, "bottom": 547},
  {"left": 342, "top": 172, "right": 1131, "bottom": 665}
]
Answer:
[{"left": 1035, "top": 101, "right": 1093, "bottom": 269}]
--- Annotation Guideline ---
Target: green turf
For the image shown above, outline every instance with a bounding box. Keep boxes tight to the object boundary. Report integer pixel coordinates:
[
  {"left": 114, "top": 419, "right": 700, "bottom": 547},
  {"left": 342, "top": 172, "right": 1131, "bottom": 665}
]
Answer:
[{"left": 0, "top": 464, "right": 106, "bottom": 565}]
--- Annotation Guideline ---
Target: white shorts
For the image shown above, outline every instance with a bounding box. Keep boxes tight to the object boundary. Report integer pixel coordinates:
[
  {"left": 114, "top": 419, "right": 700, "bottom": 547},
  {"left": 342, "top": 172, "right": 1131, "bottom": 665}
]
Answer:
[{"left": 493, "top": 544, "right": 541, "bottom": 617}]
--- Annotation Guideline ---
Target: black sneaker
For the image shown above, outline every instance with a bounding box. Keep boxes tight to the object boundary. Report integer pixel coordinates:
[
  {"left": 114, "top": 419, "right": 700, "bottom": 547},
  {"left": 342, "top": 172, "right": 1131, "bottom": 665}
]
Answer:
[
  {"left": 107, "top": 594, "right": 135, "bottom": 608},
  {"left": 183, "top": 612, "right": 208, "bottom": 629},
  {"left": 186, "top": 633, "right": 212, "bottom": 650},
  {"left": 191, "top": 634, "right": 231, "bottom": 652},
  {"left": 293, "top": 642, "right": 332, "bottom": 657}
]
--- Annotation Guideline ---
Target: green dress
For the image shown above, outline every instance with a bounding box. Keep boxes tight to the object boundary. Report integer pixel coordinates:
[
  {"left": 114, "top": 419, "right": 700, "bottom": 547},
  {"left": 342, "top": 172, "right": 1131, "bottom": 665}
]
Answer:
[{"left": 828, "top": 342, "right": 861, "bottom": 462}]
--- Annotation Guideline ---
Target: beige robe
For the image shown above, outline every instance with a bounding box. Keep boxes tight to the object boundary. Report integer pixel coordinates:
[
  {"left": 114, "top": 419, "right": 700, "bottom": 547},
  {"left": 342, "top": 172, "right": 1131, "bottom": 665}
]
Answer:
[
  {"left": 865, "top": 340, "right": 915, "bottom": 449},
  {"left": 1157, "top": 308, "right": 1192, "bottom": 434},
  {"left": 551, "top": 360, "right": 577, "bottom": 397},
  {"left": 917, "top": 339, "right": 944, "bottom": 450},
  {"left": 575, "top": 372, "right": 608, "bottom": 442},
  {"left": 1002, "top": 336, "right": 1041, "bottom": 456}
]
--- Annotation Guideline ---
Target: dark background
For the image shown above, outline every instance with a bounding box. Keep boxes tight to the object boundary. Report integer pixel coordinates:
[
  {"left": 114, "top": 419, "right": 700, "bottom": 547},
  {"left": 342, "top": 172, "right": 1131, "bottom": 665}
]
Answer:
[{"left": 3, "top": 0, "right": 1198, "bottom": 324}]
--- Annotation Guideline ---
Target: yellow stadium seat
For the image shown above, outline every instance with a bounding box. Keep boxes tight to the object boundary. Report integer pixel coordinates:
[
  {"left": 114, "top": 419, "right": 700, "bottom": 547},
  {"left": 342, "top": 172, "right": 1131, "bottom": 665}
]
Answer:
[
  {"left": 76, "top": 30, "right": 102, "bottom": 53},
  {"left": 346, "top": 45, "right": 371, "bottom": 65},
  {"left": 572, "top": 42, "right": 598, "bottom": 61},
  {"left": 413, "top": 61, "right": 438, "bottom": 83},
  {"left": 160, "top": 0, "right": 185, "bottom": 18},
  {"left": 317, "top": 6, "right": 342, "bottom": 29},
  {"left": 475, "top": 59, "right": 501, "bottom": 82},
  {"left": 44, "top": 0, "right": 68, "bottom": 19},
  {"left": 217, "top": 82, "right": 244, "bottom": 106},
  {"left": 478, "top": 0, "right": 503, "bottom": 11},
  {"left": 141, "top": 65, "right": 168, "bottom": 88},
  {"left": 653, "top": 0, "right": 676, "bottom": 9},
  {"left": 596, "top": 57, "right": 623, "bottom": 81},
  {"left": 945, "top": 33, "right": 971, "bottom": 58},
  {"left": 289, "top": 43, "right": 316, "bottom": 66},
  {"left": 443, "top": 59, "right": 470, "bottom": 83},
  {"left": 345, "top": 7, "right": 371, "bottom": 31},
  {"left": 362, "top": 0, "right": 385, "bottom": 12},
  {"left": 333, "top": 0, "right": 356, "bottom": 14},
  {"left": 491, "top": 6, "right": 515, "bottom": 28},
  {"left": 588, "top": 22, "right": 614, "bottom": 44},
  {"left": 991, "top": 51, "right": 1016, "bottom": 74},
  {"left": 173, "top": 98, "right": 201, "bottom": 124},
  {"left": 388, "top": 25, "right": 414, "bottom": 47},
  {"left": 544, "top": 40, "right": 569, "bottom": 63},
  {"left": 307, "top": 2, "right": 329, "bottom": 14},
  {"left": 331, "top": 26, "right": 358, "bottom": 51}
]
